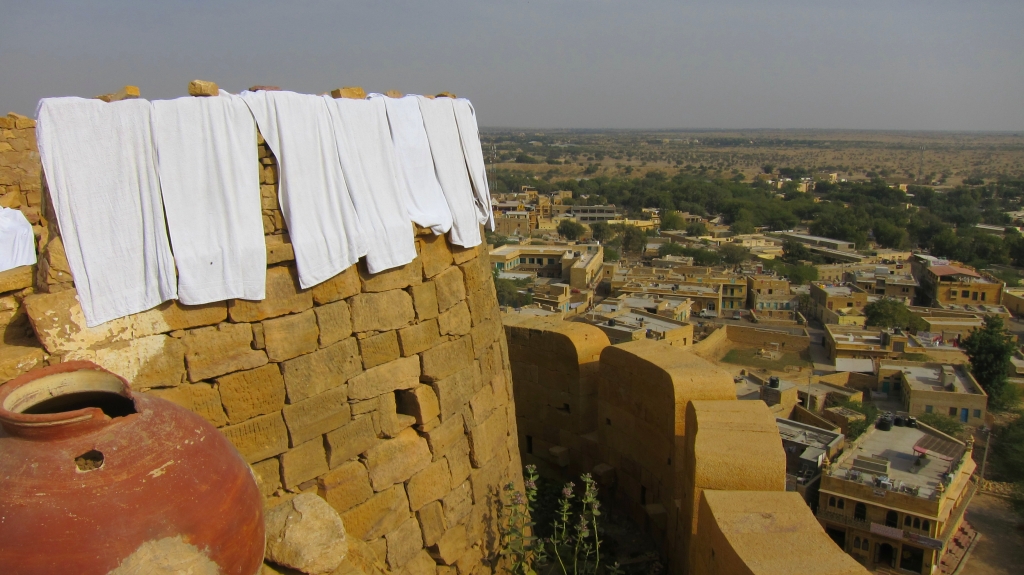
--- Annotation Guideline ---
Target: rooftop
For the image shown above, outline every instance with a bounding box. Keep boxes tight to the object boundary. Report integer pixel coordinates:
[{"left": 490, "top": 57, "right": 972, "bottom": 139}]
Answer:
[
  {"left": 880, "top": 362, "right": 983, "bottom": 395},
  {"left": 777, "top": 418, "right": 843, "bottom": 453},
  {"left": 832, "top": 424, "right": 965, "bottom": 500}
]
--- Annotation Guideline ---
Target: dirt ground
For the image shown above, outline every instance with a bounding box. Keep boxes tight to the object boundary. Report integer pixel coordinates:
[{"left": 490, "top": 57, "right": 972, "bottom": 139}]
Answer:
[{"left": 959, "top": 493, "right": 1024, "bottom": 575}]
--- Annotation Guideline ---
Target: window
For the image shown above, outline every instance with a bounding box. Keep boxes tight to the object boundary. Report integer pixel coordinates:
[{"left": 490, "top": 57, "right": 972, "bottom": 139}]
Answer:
[
  {"left": 922, "top": 520, "right": 930, "bottom": 531},
  {"left": 962, "top": 290, "right": 970, "bottom": 298},
  {"left": 854, "top": 503, "right": 867, "bottom": 521},
  {"left": 972, "top": 292, "right": 979, "bottom": 301},
  {"left": 951, "top": 290, "right": 958, "bottom": 298},
  {"left": 862, "top": 539, "right": 870, "bottom": 550},
  {"left": 904, "top": 516, "right": 913, "bottom": 527},
  {"left": 902, "top": 287, "right": 909, "bottom": 292},
  {"left": 925, "top": 405, "right": 933, "bottom": 413},
  {"left": 837, "top": 499, "right": 845, "bottom": 510},
  {"left": 949, "top": 407, "right": 958, "bottom": 416},
  {"left": 982, "top": 292, "right": 987, "bottom": 301},
  {"left": 974, "top": 409, "right": 982, "bottom": 418},
  {"left": 913, "top": 518, "right": 921, "bottom": 529},
  {"left": 768, "top": 289, "right": 774, "bottom": 295},
  {"left": 886, "top": 511, "right": 899, "bottom": 528},
  {"left": 548, "top": 258, "right": 556, "bottom": 265}
]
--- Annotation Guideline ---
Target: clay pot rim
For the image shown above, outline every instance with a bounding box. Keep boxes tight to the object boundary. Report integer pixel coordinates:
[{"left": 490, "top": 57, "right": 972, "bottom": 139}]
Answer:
[{"left": 0, "top": 361, "right": 134, "bottom": 429}]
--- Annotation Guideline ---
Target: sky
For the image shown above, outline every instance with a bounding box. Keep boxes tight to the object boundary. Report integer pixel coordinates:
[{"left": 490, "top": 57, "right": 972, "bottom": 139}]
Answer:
[{"left": 2, "top": 1, "right": 1022, "bottom": 131}]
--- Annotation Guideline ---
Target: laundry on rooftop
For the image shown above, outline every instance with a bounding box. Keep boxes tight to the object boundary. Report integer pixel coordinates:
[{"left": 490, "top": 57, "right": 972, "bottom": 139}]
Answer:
[{"left": 34, "top": 86, "right": 493, "bottom": 327}]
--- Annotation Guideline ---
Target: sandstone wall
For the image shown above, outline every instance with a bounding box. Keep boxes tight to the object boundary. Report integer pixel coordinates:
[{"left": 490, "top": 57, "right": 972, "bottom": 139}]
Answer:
[
  {"left": 501, "top": 315, "right": 609, "bottom": 477},
  {"left": 0, "top": 105, "right": 522, "bottom": 575}
]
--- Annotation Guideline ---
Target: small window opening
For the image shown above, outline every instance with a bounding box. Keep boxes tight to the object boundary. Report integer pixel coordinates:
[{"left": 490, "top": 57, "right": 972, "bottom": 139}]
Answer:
[
  {"left": 526, "top": 435, "right": 533, "bottom": 454},
  {"left": 837, "top": 499, "right": 845, "bottom": 510}
]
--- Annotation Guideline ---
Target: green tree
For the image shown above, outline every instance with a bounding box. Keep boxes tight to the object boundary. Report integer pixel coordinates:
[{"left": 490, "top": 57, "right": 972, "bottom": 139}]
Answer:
[
  {"left": 782, "top": 240, "right": 812, "bottom": 262},
  {"left": 685, "top": 222, "right": 708, "bottom": 236},
  {"left": 917, "top": 413, "right": 965, "bottom": 438},
  {"left": 603, "top": 247, "right": 620, "bottom": 262},
  {"left": 589, "top": 221, "right": 611, "bottom": 243},
  {"left": 658, "top": 242, "right": 687, "bottom": 257},
  {"left": 834, "top": 399, "right": 878, "bottom": 440},
  {"left": 730, "top": 219, "right": 755, "bottom": 235},
  {"left": 556, "top": 219, "right": 585, "bottom": 240},
  {"left": 961, "top": 316, "right": 1019, "bottom": 410},
  {"left": 863, "top": 298, "right": 926, "bottom": 331},
  {"left": 620, "top": 226, "right": 647, "bottom": 254},
  {"left": 660, "top": 210, "right": 685, "bottom": 231},
  {"left": 719, "top": 243, "right": 750, "bottom": 265}
]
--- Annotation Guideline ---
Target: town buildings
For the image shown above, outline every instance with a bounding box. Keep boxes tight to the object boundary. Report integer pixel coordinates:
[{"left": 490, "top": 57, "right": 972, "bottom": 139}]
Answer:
[{"left": 877, "top": 361, "right": 987, "bottom": 425}]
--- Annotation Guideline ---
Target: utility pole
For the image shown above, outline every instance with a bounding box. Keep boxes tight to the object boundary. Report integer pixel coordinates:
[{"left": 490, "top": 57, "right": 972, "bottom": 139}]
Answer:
[{"left": 979, "top": 427, "right": 992, "bottom": 490}]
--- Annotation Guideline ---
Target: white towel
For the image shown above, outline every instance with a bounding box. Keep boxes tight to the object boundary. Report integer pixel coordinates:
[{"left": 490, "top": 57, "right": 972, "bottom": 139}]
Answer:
[
  {"left": 153, "top": 92, "right": 266, "bottom": 304},
  {"left": 239, "top": 90, "right": 367, "bottom": 289},
  {"left": 36, "top": 97, "right": 177, "bottom": 327},
  {"left": 416, "top": 96, "right": 481, "bottom": 248},
  {"left": 375, "top": 95, "right": 453, "bottom": 235},
  {"left": 323, "top": 97, "right": 417, "bottom": 274},
  {"left": 452, "top": 98, "right": 494, "bottom": 230},
  {"left": 0, "top": 207, "right": 36, "bottom": 272}
]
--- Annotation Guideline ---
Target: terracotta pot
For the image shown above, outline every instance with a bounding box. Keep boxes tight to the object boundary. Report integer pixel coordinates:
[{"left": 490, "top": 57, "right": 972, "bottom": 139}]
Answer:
[{"left": 0, "top": 361, "right": 265, "bottom": 575}]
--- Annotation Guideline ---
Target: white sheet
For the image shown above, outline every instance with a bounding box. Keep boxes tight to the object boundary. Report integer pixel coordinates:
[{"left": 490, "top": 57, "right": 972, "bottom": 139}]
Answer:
[
  {"left": 36, "top": 97, "right": 177, "bottom": 327},
  {"left": 0, "top": 207, "right": 36, "bottom": 272},
  {"left": 153, "top": 92, "right": 266, "bottom": 304},
  {"left": 375, "top": 95, "right": 454, "bottom": 235},
  {"left": 416, "top": 96, "right": 481, "bottom": 247},
  {"left": 452, "top": 98, "right": 494, "bottom": 230},
  {"left": 324, "top": 96, "right": 417, "bottom": 274},
  {"left": 239, "top": 90, "right": 367, "bottom": 288}
]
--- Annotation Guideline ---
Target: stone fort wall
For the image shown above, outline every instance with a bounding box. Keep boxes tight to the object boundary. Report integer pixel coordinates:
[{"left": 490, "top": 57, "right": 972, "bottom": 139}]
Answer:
[
  {"left": 0, "top": 103, "right": 521, "bottom": 575},
  {"left": 502, "top": 317, "right": 868, "bottom": 575}
]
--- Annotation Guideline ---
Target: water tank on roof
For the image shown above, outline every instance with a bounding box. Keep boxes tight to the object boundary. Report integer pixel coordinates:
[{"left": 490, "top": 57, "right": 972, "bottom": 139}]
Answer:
[{"left": 768, "top": 376, "right": 780, "bottom": 389}]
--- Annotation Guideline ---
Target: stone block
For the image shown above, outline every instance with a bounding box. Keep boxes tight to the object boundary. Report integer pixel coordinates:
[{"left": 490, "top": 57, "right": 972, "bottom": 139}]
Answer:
[
  {"left": 137, "top": 300, "right": 228, "bottom": 335},
  {"left": 433, "top": 267, "right": 465, "bottom": 313},
  {"left": 385, "top": 517, "right": 423, "bottom": 570},
  {"left": 450, "top": 245, "right": 478, "bottom": 265},
  {"left": 228, "top": 266, "right": 312, "bottom": 322},
  {"left": 341, "top": 484, "right": 410, "bottom": 541},
  {"left": 265, "top": 234, "right": 295, "bottom": 265},
  {"left": 359, "top": 259, "right": 422, "bottom": 292},
  {"left": 465, "top": 288, "right": 495, "bottom": 327},
  {"left": 468, "top": 410, "right": 506, "bottom": 468},
  {"left": 396, "top": 384, "right": 440, "bottom": 424},
  {"left": 406, "top": 459, "right": 451, "bottom": 511},
  {"left": 419, "top": 234, "right": 453, "bottom": 278},
  {"left": 431, "top": 363, "right": 480, "bottom": 421},
  {"left": 359, "top": 331, "right": 400, "bottom": 369},
  {"left": 430, "top": 524, "right": 467, "bottom": 565},
  {"left": 442, "top": 480, "right": 473, "bottom": 527},
  {"left": 444, "top": 437, "right": 472, "bottom": 487},
  {"left": 147, "top": 382, "right": 227, "bottom": 427},
  {"left": 349, "top": 356, "right": 421, "bottom": 401},
  {"left": 0, "top": 265, "right": 33, "bottom": 293},
  {"left": 350, "top": 290, "right": 415, "bottom": 333},
  {"left": 398, "top": 320, "right": 440, "bottom": 357},
  {"left": 251, "top": 458, "right": 282, "bottom": 498},
  {"left": 459, "top": 260, "right": 491, "bottom": 295},
  {"left": 0, "top": 342, "right": 45, "bottom": 383},
  {"left": 438, "top": 301, "right": 471, "bottom": 336},
  {"left": 282, "top": 386, "right": 351, "bottom": 446},
  {"left": 364, "top": 428, "right": 432, "bottom": 491},
  {"left": 264, "top": 493, "right": 348, "bottom": 574},
  {"left": 325, "top": 416, "right": 379, "bottom": 467},
  {"left": 65, "top": 334, "right": 186, "bottom": 390},
  {"left": 263, "top": 309, "right": 319, "bottom": 362},
  {"left": 469, "top": 458, "right": 506, "bottom": 506},
  {"left": 318, "top": 461, "right": 374, "bottom": 514},
  {"left": 315, "top": 299, "right": 351, "bottom": 348},
  {"left": 279, "top": 337, "right": 361, "bottom": 403},
  {"left": 468, "top": 384, "right": 496, "bottom": 426},
  {"left": 311, "top": 265, "right": 360, "bottom": 306},
  {"left": 217, "top": 364, "right": 286, "bottom": 424},
  {"left": 469, "top": 318, "right": 502, "bottom": 358},
  {"left": 220, "top": 411, "right": 290, "bottom": 463},
  {"left": 423, "top": 414, "right": 466, "bottom": 461},
  {"left": 188, "top": 79, "right": 220, "bottom": 96},
  {"left": 421, "top": 337, "right": 474, "bottom": 382},
  {"left": 417, "top": 501, "right": 446, "bottom": 547},
  {"left": 400, "top": 551, "right": 437, "bottom": 575},
  {"left": 410, "top": 283, "right": 438, "bottom": 320},
  {"left": 182, "top": 322, "right": 268, "bottom": 382},
  {"left": 455, "top": 546, "right": 483, "bottom": 575},
  {"left": 281, "top": 438, "right": 329, "bottom": 488}
]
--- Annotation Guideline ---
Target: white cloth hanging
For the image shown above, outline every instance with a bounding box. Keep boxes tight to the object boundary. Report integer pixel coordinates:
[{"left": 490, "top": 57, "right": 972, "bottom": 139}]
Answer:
[
  {"left": 36, "top": 97, "right": 177, "bottom": 327},
  {"left": 416, "top": 96, "right": 481, "bottom": 247},
  {"left": 239, "top": 90, "right": 367, "bottom": 288},
  {"left": 0, "top": 207, "right": 36, "bottom": 272},
  {"left": 152, "top": 92, "right": 266, "bottom": 304},
  {"left": 323, "top": 96, "right": 417, "bottom": 274},
  {"left": 452, "top": 98, "right": 494, "bottom": 230},
  {"left": 374, "top": 94, "right": 453, "bottom": 235}
]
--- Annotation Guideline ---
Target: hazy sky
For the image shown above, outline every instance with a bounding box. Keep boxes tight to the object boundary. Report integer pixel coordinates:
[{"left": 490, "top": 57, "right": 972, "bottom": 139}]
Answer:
[{"left": 3, "top": 1, "right": 1022, "bottom": 131}]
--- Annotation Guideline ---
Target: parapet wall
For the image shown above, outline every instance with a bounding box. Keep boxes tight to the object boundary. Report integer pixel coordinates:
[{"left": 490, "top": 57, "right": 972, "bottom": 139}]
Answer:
[{"left": 0, "top": 105, "right": 522, "bottom": 574}]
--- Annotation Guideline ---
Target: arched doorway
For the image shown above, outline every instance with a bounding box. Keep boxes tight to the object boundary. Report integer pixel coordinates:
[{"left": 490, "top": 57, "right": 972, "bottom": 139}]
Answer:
[
  {"left": 875, "top": 543, "right": 896, "bottom": 568},
  {"left": 900, "top": 544, "right": 924, "bottom": 573}
]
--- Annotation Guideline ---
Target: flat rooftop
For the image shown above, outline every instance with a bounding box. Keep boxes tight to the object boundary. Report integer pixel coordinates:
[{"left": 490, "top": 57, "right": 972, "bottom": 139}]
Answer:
[
  {"left": 833, "top": 425, "right": 963, "bottom": 500},
  {"left": 880, "top": 362, "right": 982, "bottom": 394},
  {"left": 777, "top": 418, "right": 842, "bottom": 451},
  {"left": 818, "top": 285, "right": 855, "bottom": 297},
  {"left": 490, "top": 244, "right": 572, "bottom": 256}
]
